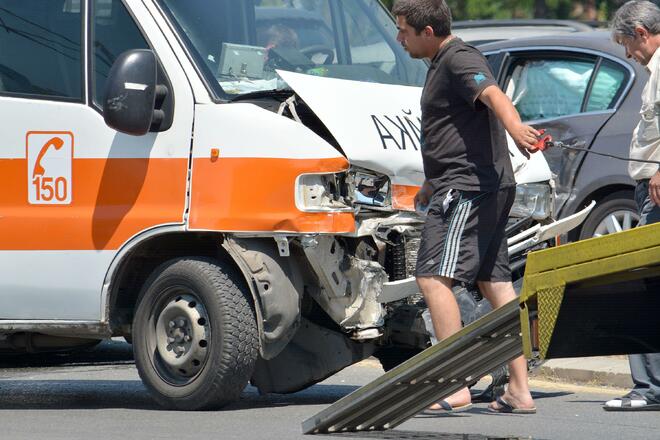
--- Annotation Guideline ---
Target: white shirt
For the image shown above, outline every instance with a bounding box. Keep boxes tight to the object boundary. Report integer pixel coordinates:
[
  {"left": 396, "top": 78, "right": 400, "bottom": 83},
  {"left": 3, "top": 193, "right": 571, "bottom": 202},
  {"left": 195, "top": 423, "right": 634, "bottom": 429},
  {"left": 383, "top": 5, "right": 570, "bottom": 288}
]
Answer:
[{"left": 630, "top": 47, "right": 660, "bottom": 180}]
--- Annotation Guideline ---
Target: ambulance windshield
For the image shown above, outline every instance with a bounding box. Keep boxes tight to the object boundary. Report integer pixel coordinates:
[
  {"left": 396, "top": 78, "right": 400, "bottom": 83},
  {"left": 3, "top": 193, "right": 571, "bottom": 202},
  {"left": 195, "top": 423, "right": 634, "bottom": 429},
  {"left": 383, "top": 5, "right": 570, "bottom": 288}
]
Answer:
[{"left": 157, "top": 0, "right": 428, "bottom": 98}]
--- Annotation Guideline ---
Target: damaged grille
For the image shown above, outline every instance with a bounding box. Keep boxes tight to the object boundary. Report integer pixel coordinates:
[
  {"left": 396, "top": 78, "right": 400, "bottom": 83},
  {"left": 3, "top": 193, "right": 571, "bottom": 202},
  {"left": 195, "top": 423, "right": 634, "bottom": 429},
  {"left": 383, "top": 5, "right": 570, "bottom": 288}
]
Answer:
[{"left": 385, "top": 232, "right": 421, "bottom": 281}]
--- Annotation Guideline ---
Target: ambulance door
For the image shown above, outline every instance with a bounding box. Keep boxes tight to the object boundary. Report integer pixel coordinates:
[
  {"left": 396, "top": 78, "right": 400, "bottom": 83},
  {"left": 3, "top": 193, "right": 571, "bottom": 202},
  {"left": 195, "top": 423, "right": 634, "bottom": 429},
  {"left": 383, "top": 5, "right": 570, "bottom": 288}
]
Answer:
[{"left": 0, "top": 0, "right": 193, "bottom": 320}]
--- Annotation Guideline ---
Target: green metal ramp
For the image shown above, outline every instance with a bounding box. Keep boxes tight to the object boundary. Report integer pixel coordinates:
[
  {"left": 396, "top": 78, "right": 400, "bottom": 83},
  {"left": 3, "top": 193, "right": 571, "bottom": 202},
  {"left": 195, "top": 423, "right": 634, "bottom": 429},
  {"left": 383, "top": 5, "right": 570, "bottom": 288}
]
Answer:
[{"left": 302, "top": 299, "right": 522, "bottom": 434}]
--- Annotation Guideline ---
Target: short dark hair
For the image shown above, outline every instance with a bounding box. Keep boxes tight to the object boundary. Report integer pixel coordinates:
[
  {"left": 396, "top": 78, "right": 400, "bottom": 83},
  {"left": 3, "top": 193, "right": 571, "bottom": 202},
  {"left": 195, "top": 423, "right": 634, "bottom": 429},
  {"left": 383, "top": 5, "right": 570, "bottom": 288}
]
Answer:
[{"left": 392, "top": 0, "right": 452, "bottom": 37}]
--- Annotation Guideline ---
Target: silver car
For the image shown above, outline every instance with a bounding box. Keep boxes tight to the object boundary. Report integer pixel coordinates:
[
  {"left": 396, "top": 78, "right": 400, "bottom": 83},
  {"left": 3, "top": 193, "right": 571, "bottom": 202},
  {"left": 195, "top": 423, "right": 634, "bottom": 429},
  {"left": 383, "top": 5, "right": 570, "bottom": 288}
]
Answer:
[{"left": 480, "top": 30, "right": 645, "bottom": 239}]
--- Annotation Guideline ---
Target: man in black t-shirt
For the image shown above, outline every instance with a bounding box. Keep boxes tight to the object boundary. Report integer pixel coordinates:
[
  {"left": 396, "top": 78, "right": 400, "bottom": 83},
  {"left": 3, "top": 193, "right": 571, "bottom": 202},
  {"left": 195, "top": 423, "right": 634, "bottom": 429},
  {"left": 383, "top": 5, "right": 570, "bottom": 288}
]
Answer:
[{"left": 393, "top": 0, "right": 540, "bottom": 414}]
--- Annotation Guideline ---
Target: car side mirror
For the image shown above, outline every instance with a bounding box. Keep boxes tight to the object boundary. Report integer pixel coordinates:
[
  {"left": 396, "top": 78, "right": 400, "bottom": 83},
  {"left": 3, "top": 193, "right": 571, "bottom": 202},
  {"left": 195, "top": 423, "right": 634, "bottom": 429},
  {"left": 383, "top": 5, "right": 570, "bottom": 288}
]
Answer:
[{"left": 103, "top": 49, "right": 166, "bottom": 136}]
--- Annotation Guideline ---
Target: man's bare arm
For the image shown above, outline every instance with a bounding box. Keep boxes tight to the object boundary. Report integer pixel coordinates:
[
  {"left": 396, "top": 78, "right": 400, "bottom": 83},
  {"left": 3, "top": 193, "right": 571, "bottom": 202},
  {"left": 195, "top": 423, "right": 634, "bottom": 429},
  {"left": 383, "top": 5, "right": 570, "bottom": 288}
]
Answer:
[
  {"left": 478, "top": 85, "right": 539, "bottom": 153},
  {"left": 651, "top": 170, "right": 660, "bottom": 206}
]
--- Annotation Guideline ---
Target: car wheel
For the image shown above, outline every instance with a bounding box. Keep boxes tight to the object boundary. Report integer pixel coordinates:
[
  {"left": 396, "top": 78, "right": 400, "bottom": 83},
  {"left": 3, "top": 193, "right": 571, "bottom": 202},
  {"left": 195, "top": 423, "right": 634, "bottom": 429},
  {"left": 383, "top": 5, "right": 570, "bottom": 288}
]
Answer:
[
  {"left": 133, "top": 257, "right": 258, "bottom": 410},
  {"left": 578, "top": 192, "right": 639, "bottom": 240}
]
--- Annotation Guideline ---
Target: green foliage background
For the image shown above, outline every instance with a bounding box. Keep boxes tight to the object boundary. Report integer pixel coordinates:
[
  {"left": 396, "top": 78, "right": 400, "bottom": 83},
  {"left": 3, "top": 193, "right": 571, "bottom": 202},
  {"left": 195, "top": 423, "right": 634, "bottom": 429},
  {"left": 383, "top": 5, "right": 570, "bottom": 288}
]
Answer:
[{"left": 381, "top": 0, "right": 634, "bottom": 21}]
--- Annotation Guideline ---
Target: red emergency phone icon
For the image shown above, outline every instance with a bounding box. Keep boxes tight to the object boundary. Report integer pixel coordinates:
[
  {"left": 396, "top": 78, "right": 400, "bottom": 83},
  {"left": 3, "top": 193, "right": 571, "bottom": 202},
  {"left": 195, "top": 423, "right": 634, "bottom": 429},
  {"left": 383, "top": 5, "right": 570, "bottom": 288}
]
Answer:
[
  {"left": 33, "top": 136, "right": 64, "bottom": 178},
  {"left": 27, "top": 133, "right": 72, "bottom": 204}
]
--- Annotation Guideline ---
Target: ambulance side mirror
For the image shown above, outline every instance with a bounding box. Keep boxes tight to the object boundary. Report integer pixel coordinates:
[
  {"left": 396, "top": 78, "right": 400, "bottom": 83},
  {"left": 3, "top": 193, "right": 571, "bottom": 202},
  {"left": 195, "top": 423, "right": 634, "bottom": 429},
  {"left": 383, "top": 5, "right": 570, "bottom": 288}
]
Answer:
[{"left": 103, "top": 49, "right": 162, "bottom": 136}]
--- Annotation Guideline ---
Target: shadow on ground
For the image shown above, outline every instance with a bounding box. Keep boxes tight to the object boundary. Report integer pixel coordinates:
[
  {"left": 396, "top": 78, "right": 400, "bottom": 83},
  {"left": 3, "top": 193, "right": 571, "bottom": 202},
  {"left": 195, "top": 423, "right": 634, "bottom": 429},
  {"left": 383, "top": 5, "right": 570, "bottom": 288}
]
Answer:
[
  {"left": 0, "top": 340, "right": 134, "bottom": 369},
  {"left": 0, "top": 380, "right": 362, "bottom": 411},
  {"left": 0, "top": 340, "right": 570, "bottom": 415},
  {"left": 323, "top": 431, "right": 544, "bottom": 440}
]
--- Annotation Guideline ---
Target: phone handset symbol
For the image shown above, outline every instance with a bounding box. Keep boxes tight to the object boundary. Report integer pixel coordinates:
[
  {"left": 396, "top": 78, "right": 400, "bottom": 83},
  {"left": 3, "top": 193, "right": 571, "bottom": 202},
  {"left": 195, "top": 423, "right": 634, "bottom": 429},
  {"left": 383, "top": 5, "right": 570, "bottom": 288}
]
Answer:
[{"left": 33, "top": 136, "right": 64, "bottom": 178}]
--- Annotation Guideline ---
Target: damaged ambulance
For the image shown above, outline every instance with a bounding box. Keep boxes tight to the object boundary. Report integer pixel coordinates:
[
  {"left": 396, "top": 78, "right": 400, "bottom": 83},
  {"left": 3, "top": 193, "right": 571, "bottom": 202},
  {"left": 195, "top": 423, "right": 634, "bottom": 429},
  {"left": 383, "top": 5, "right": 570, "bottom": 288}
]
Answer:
[{"left": 0, "top": 0, "right": 585, "bottom": 409}]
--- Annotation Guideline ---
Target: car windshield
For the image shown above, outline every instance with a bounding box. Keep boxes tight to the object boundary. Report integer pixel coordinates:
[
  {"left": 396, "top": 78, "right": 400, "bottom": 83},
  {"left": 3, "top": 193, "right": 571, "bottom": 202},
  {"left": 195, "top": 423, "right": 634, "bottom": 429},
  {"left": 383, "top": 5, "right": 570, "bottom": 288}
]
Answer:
[{"left": 157, "top": 0, "right": 428, "bottom": 99}]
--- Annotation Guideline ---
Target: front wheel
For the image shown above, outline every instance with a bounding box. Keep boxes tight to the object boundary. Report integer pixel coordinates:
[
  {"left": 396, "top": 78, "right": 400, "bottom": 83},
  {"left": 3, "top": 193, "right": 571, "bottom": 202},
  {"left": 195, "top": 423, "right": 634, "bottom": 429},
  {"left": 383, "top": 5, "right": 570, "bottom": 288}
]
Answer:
[
  {"left": 133, "top": 258, "right": 259, "bottom": 410},
  {"left": 578, "top": 192, "right": 639, "bottom": 240}
]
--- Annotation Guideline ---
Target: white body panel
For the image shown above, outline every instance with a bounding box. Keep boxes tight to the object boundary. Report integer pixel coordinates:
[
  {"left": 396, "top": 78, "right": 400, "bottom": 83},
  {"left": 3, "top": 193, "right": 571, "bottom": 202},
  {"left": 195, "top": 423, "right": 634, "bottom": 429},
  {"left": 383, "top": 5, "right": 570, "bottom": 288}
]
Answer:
[
  {"left": 191, "top": 103, "right": 343, "bottom": 160},
  {"left": 0, "top": 252, "right": 115, "bottom": 320},
  {"left": 0, "top": 0, "right": 193, "bottom": 321}
]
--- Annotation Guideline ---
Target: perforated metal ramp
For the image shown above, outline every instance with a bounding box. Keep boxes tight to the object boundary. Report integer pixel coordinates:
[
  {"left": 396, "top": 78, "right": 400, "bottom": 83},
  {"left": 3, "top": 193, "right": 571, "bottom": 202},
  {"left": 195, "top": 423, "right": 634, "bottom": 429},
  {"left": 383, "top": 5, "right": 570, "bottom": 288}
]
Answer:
[{"left": 302, "top": 300, "right": 522, "bottom": 434}]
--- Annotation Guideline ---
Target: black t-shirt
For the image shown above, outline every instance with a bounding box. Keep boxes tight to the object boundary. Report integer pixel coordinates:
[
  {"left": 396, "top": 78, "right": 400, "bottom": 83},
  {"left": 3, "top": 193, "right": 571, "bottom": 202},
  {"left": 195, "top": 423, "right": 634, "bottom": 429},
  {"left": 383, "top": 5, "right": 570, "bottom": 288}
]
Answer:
[{"left": 421, "top": 38, "right": 515, "bottom": 193}]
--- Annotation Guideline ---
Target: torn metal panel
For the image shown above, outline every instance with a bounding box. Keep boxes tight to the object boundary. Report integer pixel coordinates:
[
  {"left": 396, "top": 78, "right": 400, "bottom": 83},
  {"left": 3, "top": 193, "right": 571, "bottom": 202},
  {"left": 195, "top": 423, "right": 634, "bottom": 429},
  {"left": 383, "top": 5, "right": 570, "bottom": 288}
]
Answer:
[
  {"left": 302, "top": 236, "right": 385, "bottom": 330},
  {"left": 343, "top": 258, "right": 388, "bottom": 330},
  {"left": 378, "top": 277, "right": 419, "bottom": 303},
  {"left": 352, "top": 212, "right": 423, "bottom": 238}
]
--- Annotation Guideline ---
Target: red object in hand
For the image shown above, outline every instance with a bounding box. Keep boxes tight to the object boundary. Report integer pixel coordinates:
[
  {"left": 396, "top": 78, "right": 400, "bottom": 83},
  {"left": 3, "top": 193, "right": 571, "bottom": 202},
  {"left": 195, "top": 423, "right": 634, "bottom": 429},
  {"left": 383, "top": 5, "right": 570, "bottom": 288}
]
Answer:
[{"left": 534, "top": 129, "right": 553, "bottom": 152}]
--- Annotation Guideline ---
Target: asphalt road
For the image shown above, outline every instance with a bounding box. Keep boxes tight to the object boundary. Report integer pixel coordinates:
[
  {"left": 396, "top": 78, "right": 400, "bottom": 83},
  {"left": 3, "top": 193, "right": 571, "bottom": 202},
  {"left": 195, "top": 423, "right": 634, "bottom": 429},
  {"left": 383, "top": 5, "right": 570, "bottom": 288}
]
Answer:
[{"left": 0, "top": 341, "right": 658, "bottom": 440}]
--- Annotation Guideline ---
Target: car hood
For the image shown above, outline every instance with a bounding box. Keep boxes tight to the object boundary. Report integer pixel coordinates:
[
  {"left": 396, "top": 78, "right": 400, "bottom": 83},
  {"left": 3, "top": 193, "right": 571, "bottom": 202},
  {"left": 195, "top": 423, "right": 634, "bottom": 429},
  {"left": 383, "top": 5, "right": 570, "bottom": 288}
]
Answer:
[
  {"left": 278, "top": 70, "right": 552, "bottom": 189},
  {"left": 278, "top": 70, "right": 425, "bottom": 188}
]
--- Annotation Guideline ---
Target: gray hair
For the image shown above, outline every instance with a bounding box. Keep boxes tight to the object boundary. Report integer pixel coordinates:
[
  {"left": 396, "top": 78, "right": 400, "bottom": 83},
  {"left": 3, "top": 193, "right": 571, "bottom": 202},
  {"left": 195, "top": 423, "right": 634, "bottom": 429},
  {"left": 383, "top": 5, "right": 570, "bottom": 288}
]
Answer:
[
  {"left": 611, "top": 0, "right": 660, "bottom": 40},
  {"left": 392, "top": 0, "right": 452, "bottom": 37}
]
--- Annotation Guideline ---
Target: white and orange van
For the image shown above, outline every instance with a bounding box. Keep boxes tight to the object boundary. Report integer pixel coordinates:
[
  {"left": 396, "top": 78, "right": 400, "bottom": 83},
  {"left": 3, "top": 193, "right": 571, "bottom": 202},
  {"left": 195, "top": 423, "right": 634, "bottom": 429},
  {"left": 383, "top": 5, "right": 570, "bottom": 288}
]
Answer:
[{"left": 0, "top": 0, "right": 585, "bottom": 409}]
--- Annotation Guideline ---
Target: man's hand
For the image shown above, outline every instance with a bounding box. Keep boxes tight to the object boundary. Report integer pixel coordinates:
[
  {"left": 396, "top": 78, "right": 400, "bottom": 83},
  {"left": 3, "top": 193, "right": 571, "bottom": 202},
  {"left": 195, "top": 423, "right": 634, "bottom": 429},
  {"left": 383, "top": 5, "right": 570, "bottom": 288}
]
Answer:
[
  {"left": 415, "top": 181, "right": 433, "bottom": 209},
  {"left": 650, "top": 170, "right": 660, "bottom": 206},
  {"left": 509, "top": 122, "right": 541, "bottom": 157}
]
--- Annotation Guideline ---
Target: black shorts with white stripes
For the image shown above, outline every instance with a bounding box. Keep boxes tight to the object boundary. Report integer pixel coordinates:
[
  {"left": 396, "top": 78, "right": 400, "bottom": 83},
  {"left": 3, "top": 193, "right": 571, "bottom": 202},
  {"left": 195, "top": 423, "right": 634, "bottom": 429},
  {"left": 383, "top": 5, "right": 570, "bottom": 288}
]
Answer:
[{"left": 415, "top": 186, "right": 516, "bottom": 284}]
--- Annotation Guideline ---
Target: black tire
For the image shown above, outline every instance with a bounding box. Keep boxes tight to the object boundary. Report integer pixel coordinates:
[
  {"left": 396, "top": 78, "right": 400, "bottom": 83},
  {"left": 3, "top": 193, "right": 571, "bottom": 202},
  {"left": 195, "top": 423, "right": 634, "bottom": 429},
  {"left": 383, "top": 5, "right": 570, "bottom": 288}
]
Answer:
[
  {"left": 132, "top": 257, "right": 259, "bottom": 410},
  {"left": 578, "top": 191, "right": 639, "bottom": 240}
]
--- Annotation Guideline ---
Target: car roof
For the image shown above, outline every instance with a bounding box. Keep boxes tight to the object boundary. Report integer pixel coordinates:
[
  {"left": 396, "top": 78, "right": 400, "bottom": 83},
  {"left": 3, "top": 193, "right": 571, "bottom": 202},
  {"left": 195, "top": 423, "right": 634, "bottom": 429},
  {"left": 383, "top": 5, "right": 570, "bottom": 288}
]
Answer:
[
  {"left": 476, "top": 30, "right": 627, "bottom": 58},
  {"left": 453, "top": 19, "right": 597, "bottom": 45}
]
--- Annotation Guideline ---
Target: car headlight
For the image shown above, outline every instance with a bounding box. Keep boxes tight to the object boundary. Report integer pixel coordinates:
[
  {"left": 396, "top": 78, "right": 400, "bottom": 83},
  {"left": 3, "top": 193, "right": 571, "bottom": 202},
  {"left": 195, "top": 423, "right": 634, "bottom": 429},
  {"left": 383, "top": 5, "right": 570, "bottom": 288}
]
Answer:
[
  {"left": 295, "top": 170, "right": 392, "bottom": 212},
  {"left": 295, "top": 172, "right": 352, "bottom": 212},
  {"left": 510, "top": 183, "right": 553, "bottom": 220},
  {"left": 346, "top": 170, "right": 391, "bottom": 208}
]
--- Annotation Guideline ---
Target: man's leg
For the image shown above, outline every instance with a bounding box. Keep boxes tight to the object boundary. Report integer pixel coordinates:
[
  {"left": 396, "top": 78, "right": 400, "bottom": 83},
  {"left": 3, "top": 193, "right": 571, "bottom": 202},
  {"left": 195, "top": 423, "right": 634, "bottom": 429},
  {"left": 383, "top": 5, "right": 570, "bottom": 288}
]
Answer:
[
  {"left": 417, "top": 275, "right": 472, "bottom": 408},
  {"left": 478, "top": 280, "right": 535, "bottom": 411},
  {"left": 629, "top": 354, "right": 660, "bottom": 404},
  {"left": 605, "top": 180, "right": 660, "bottom": 410},
  {"left": 635, "top": 181, "right": 660, "bottom": 405}
]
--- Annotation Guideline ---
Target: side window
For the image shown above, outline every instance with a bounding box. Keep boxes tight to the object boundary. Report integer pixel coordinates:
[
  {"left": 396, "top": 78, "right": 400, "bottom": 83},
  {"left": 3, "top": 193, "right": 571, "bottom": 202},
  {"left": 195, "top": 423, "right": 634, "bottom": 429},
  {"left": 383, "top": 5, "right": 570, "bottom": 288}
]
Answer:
[
  {"left": 0, "top": 0, "right": 82, "bottom": 100},
  {"left": 91, "top": 0, "right": 149, "bottom": 107},
  {"left": 504, "top": 56, "right": 596, "bottom": 121},
  {"left": 586, "top": 59, "right": 627, "bottom": 112}
]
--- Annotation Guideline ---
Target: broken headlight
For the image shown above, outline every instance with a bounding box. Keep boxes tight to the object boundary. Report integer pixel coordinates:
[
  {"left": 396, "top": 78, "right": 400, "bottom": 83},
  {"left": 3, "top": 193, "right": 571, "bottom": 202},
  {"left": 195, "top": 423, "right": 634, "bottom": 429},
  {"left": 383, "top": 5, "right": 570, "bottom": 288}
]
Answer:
[
  {"left": 510, "top": 183, "right": 553, "bottom": 220},
  {"left": 295, "top": 172, "right": 352, "bottom": 212},
  {"left": 346, "top": 170, "right": 391, "bottom": 208}
]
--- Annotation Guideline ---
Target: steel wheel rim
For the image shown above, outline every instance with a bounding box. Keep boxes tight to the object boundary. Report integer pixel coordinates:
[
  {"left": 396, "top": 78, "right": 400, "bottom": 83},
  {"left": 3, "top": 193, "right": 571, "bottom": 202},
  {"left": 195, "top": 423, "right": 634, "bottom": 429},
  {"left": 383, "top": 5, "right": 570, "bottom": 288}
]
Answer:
[
  {"left": 149, "top": 289, "right": 211, "bottom": 386},
  {"left": 593, "top": 209, "right": 639, "bottom": 237}
]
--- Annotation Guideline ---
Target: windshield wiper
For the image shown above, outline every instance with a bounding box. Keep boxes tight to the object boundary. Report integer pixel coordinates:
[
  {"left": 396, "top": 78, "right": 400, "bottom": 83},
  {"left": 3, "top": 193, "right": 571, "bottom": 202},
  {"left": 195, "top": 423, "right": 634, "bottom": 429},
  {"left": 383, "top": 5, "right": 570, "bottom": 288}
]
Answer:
[{"left": 228, "top": 88, "right": 294, "bottom": 102}]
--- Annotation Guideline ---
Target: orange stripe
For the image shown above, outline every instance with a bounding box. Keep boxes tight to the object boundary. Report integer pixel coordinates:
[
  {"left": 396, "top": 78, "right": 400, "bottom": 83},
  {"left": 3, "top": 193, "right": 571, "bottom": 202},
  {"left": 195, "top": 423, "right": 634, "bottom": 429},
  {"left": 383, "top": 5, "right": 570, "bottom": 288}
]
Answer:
[
  {"left": 392, "top": 184, "right": 420, "bottom": 211},
  {"left": 189, "top": 156, "right": 355, "bottom": 233},
  {"left": 0, "top": 158, "right": 187, "bottom": 250}
]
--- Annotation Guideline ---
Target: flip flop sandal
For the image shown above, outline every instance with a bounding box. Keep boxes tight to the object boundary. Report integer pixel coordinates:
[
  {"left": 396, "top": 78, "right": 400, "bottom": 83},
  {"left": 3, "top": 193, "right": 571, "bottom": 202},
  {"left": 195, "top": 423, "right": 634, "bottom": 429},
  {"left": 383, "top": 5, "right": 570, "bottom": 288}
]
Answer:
[
  {"left": 488, "top": 396, "right": 537, "bottom": 414},
  {"left": 421, "top": 400, "right": 473, "bottom": 415},
  {"left": 604, "top": 392, "right": 660, "bottom": 411}
]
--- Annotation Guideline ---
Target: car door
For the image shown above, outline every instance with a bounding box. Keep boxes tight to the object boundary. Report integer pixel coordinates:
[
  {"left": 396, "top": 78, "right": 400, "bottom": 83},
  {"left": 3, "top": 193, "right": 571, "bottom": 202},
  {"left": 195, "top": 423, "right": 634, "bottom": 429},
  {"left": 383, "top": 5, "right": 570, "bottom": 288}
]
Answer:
[
  {"left": 493, "top": 48, "right": 631, "bottom": 218},
  {"left": 0, "top": 0, "right": 193, "bottom": 320}
]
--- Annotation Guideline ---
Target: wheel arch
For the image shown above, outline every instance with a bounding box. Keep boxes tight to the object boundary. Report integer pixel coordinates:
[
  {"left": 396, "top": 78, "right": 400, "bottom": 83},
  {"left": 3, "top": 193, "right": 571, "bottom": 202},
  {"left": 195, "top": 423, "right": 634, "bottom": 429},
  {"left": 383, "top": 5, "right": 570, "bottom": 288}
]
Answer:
[
  {"left": 566, "top": 183, "right": 635, "bottom": 240},
  {"left": 102, "top": 228, "right": 264, "bottom": 352}
]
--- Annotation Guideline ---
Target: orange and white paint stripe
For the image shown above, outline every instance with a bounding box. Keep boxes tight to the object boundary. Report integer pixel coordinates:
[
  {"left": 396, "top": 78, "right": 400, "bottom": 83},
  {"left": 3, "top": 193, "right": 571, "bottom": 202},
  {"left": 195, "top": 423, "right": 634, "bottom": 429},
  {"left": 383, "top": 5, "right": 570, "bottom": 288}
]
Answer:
[{"left": 188, "top": 103, "right": 356, "bottom": 234}]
